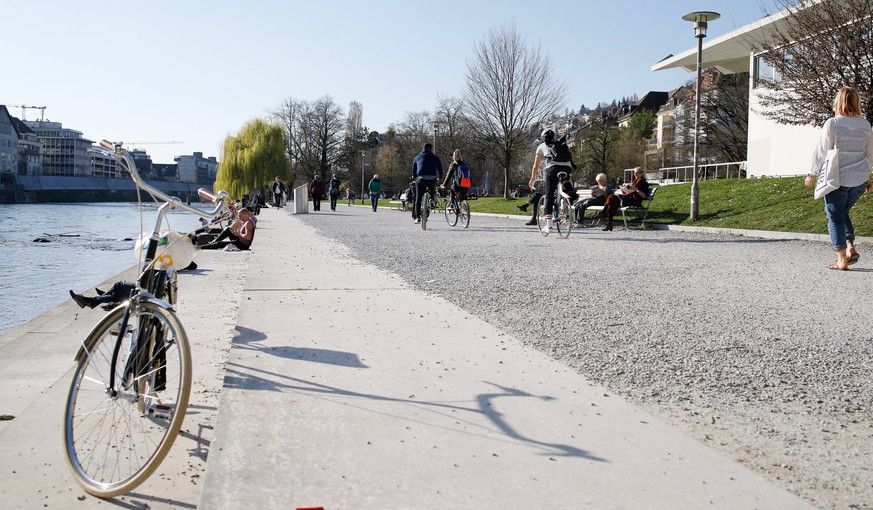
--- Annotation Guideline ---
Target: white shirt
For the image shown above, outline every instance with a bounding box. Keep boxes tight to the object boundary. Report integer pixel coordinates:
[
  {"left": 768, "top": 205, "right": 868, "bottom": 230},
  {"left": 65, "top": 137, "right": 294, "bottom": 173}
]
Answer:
[
  {"left": 810, "top": 115, "right": 873, "bottom": 187},
  {"left": 536, "top": 142, "right": 572, "bottom": 168}
]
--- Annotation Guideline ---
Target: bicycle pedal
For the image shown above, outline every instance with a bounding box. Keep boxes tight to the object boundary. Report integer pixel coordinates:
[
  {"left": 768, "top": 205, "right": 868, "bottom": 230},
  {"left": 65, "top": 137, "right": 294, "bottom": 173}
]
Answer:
[{"left": 148, "top": 404, "right": 174, "bottom": 420}]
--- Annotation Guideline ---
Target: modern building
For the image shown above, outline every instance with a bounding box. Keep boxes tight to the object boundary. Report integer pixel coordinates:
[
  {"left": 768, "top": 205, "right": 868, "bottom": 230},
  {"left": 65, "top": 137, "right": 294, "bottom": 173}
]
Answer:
[
  {"left": 651, "top": 5, "right": 819, "bottom": 177},
  {"left": 90, "top": 146, "right": 121, "bottom": 178},
  {"left": 175, "top": 152, "right": 218, "bottom": 184},
  {"left": 24, "top": 120, "right": 94, "bottom": 176},
  {"left": 0, "top": 106, "right": 18, "bottom": 174}
]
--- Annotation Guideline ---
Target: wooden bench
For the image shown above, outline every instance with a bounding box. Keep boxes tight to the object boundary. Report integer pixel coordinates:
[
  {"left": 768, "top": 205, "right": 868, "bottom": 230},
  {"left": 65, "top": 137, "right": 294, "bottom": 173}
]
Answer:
[{"left": 573, "top": 187, "right": 657, "bottom": 229}]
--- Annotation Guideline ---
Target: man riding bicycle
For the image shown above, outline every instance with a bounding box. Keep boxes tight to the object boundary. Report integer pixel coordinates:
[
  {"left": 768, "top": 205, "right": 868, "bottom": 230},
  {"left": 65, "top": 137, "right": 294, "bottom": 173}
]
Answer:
[
  {"left": 528, "top": 129, "right": 575, "bottom": 233},
  {"left": 411, "top": 142, "right": 443, "bottom": 224}
]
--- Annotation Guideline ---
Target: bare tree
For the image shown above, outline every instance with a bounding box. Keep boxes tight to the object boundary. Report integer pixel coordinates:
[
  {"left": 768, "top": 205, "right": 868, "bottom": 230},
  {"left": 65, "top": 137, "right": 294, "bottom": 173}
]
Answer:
[
  {"left": 701, "top": 71, "right": 749, "bottom": 163},
  {"left": 753, "top": 0, "right": 873, "bottom": 126},
  {"left": 463, "top": 24, "right": 566, "bottom": 198},
  {"left": 270, "top": 95, "right": 347, "bottom": 184}
]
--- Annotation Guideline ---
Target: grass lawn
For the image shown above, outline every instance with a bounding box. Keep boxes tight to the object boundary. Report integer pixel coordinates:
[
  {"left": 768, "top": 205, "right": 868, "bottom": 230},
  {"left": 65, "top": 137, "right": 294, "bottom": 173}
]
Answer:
[{"left": 465, "top": 177, "right": 873, "bottom": 236}]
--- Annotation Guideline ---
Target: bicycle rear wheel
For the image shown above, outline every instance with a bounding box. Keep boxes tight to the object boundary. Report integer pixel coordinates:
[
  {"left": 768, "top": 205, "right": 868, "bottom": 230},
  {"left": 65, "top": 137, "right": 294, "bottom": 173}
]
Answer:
[
  {"left": 445, "top": 199, "right": 459, "bottom": 226},
  {"left": 556, "top": 196, "right": 573, "bottom": 239},
  {"left": 536, "top": 195, "right": 548, "bottom": 236},
  {"left": 459, "top": 200, "right": 470, "bottom": 228},
  {"left": 63, "top": 300, "right": 192, "bottom": 498},
  {"left": 421, "top": 192, "right": 430, "bottom": 230}
]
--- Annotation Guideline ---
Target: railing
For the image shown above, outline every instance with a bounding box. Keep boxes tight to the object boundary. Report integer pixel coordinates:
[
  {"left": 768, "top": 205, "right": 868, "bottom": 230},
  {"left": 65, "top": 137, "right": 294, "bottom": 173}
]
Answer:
[{"left": 654, "top": 161, "right": 747, "bottom": 183}]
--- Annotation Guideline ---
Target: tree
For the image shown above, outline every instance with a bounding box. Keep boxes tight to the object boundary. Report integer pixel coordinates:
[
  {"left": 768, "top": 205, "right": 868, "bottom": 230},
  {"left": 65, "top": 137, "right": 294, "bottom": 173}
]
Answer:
[
  {"left": 271, "top": 95, "right": 346, "bottom": 184},
  {"left": 754, "top": 0, "right": 873, "bottom": 126},
  {"left": 576, "top": 120, "right": 619, "bottom": 184},
  {"left": 700, "top": 71, "right": 749, "bottom": 163},
  {"left": 214, "top": 119, "right": 291, "bottom": 200},
  {"left": 463, "top": 23, "right": 566, "bottom": 198}
]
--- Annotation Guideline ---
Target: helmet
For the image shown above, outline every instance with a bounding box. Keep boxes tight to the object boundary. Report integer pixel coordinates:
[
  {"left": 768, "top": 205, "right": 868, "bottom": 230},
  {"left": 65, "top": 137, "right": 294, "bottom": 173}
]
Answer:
[{"left": 541, "top": 129, "right": 555, "bottom": 143}]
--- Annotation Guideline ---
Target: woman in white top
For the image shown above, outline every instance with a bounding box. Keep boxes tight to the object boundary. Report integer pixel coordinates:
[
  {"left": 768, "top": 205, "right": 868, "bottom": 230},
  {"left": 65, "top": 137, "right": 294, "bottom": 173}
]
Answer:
[{"left": 805, "top": 86, "right": 872, "bottom": 270}]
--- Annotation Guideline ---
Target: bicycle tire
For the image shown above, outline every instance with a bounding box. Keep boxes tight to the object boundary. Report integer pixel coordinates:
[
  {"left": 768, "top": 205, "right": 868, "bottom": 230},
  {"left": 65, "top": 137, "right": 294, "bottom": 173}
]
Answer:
[
  {"left": 445, "top": 199, "right": 459, "bottom": 226},
  {"left": 421, "top": 192, "right": 430, "bottom": 230},
  {"left": 556, "top": 196, "right": 573, "bottom": 239},
  {"left": 536, "top": 195, "right": 549, "bottom": 236},
  {"left": 460, "top": 200, "right": 470, "bottom": 228},
  {"left": 63, "top": 301, "right": 192, "bottom": 498}
]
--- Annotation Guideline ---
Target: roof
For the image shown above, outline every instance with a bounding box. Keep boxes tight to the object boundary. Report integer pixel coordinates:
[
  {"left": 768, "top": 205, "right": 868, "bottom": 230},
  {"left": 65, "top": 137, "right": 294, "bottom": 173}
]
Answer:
[{"left": 651, "top": 6, "right": 795, "bottom": 75}]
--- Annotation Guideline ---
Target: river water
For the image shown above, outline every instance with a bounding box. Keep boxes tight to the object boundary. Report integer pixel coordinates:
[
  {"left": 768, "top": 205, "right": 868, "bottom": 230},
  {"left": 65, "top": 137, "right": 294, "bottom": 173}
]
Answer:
[{"left": 0, "top": 203, "right": 204, "bottom": 335}]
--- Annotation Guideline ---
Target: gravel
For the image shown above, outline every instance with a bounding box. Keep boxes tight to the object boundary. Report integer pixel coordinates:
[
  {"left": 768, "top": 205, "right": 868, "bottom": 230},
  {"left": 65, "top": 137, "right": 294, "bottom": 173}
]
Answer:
[{"left": 298, "top": 205, "right": 873, "bottom": 510}]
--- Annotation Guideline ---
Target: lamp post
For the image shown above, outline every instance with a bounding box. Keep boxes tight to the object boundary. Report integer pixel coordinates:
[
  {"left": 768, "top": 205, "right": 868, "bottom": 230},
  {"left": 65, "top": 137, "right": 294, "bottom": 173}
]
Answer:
[
  {"left": 682, "top": 10, "right": 719, "bottom": 222},
  {"left": 361, "top": 150, "right": 366, "bottom": 205},
  {"left": 432, "top": 121, "right": 440, "bottom": 156}
]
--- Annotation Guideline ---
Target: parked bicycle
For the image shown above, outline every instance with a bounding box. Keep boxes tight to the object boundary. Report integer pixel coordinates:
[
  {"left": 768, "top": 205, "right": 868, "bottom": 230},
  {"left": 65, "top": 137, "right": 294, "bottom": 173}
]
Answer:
[
  {"left": 443, "top": 186, "right": 470, "bottom": 228},
  {"left": 536, "top": 171, "right": 573, "bottom": 239},
  {"left": 63, "top": 140, "right": 228, "bottom": 498}
]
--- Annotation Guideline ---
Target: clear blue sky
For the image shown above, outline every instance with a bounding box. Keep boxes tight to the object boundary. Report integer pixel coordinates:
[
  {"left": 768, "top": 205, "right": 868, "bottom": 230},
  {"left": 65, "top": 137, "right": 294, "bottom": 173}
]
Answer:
[{"left": 2, "top": 1, "right": 775, "bottom": 164}]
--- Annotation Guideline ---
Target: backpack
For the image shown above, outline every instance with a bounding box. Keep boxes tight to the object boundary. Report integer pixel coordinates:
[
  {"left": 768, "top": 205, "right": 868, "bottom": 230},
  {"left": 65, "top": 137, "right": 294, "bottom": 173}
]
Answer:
[
  {"left": 548, "top": 136, "right": 576, "bottom": 169},
  {"left": 455, "top": 162, "right": 472, "bottom": 188}
]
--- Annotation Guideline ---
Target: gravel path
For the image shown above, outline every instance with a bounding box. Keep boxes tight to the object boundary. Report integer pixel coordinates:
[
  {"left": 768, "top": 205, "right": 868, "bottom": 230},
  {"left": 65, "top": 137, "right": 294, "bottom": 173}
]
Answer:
[{"left": 297, "top": 205, "right": 873, "bottom": 510}]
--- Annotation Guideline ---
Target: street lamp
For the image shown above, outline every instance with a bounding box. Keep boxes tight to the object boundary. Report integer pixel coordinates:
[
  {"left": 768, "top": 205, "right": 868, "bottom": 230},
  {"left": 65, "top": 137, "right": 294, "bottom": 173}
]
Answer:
[
  {"left": 682, "top": 10, "right": 719, "bottom": 221},
  {"left": 361, "top": 150, "right": 366, "bottom": 205},
  {"left": 432, "top": 121, "right": 440, "bottom": 155}
]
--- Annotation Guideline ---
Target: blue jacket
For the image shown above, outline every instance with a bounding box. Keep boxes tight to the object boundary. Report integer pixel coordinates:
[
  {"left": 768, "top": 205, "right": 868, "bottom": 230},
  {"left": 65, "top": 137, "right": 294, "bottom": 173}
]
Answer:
[{"left": 412, "top": 150, "right": 443, "bottom": 180}]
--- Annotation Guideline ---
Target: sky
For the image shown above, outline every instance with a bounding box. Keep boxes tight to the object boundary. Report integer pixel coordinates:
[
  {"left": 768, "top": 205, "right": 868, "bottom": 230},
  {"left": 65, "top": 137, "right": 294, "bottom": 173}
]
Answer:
[{"left": 2, "top": 1, "right": 776, "bottom": 165}]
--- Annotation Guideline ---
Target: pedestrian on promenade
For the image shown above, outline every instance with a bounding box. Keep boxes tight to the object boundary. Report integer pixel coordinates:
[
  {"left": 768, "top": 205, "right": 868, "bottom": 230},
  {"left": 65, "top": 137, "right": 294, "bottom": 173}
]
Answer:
[
  {"left": 272, "top": 177, "right": 286, "bottom": 208},
  {"left": 328, "top": 174, "right": 342, "bottom": 211},
  {"left": 309, "top": 175, "right": 324, "bottom": 212},
  {"left": 805, "top": 86, "right": 873, "bottom": 270},
  {"left": 411, "top": 143, "right": 443, "bottom": 224},
  {"left": 346, "top": 187, "right": 355, "bottom": 206},
  {"left": 368, "top": 174, "right": 382, "bottom": 212},
  {"left": 528, "top": 129, "right": 574, "bottom": 233}
]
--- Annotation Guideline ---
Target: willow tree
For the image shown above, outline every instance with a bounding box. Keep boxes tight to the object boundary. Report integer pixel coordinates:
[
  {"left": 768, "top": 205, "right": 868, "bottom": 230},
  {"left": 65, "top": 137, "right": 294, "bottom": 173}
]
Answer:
[{"left": 214, "top": 119, "right": 291, "bottom": 200}]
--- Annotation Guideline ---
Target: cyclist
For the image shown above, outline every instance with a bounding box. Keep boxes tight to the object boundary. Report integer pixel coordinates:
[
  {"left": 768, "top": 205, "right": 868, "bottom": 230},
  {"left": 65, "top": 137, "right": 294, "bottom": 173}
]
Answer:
[
  {"left": 441, "top": 149, "right": 470, "bottom": 200},
  {"left": 411, "top": 142, "right": 443, "bottom": 224},
  {"left": 528, "top": 129, "right": 574, "bottom": 233}
]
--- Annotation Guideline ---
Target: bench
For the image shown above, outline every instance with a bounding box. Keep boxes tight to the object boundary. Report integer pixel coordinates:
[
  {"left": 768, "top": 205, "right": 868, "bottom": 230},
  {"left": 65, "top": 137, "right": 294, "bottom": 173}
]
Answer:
[
  {"left": 574, "top": 187, "right": 658, "bottom": 229},
  {"left": 389, "top": 193, "right": 409, "bottom": 211}
]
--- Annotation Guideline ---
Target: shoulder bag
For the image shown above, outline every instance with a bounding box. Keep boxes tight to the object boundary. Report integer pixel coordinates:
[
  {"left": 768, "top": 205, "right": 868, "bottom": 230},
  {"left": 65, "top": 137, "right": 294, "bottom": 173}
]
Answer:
[{"left": 813, "top": 147, "right": 840, "bottom": 200}]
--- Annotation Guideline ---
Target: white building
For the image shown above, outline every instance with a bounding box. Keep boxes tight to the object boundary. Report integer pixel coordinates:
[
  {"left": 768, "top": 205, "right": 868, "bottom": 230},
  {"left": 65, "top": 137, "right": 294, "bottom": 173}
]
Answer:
[
  {"left": 13, "top": 118, "right": 43, "bottom": 176},
  {"left": 175, "top": 152, "right": 218, "bottom": 184},
  {"left": 24, "top": 120, "right": 94, "bottom": 176},
  {"left": 652, "top": 5, "right": 820, "bottom": 177}
]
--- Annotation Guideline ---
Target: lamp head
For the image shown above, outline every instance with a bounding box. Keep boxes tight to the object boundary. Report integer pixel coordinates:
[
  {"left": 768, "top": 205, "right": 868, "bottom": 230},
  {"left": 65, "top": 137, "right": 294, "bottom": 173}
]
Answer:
[{"left": 682, "top": 11, "right": 720, "bottom": 38}]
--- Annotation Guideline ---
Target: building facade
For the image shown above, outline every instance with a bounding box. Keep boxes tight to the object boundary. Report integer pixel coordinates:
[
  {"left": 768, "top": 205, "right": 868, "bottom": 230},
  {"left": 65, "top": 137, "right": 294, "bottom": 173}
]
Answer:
[
  {"left": 0, "top": 106, "right": 18, "bottom": 174},
  {"left": 24, "top": 120, "right": 94, "bottom": 176},
  {"left": 175, "top": 152, "right": 218, "bottom": 184}
]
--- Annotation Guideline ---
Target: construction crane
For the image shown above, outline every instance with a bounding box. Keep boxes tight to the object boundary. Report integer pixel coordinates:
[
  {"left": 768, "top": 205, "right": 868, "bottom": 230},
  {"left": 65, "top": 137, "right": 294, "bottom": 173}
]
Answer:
[
  {"left": 15, "top": 105, "right": 47, "bottom": 121},
  {"left": 126, "top": 141, "right": 183, "bottom": 145}
]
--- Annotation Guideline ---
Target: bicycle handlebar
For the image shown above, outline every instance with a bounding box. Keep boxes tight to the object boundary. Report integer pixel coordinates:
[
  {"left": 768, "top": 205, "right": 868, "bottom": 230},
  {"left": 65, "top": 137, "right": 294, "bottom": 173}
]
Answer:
[{"left": 96, "top": 140, "right": 228, "bottom": 218}]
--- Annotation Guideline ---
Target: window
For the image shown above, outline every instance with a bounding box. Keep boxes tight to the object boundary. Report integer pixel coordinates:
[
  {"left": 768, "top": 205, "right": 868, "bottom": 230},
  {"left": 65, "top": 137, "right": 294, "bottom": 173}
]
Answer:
[{"left": 753, "top": 54, "right": 781, "bottom": 88}]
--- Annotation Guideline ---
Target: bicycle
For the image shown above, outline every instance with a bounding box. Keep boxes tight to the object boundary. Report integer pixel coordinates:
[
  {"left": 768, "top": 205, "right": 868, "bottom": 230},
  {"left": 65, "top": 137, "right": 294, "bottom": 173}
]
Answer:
[
  {"left": 63, "top": 140, "right": 228, "bottom": 498},
  {"left": 443, "top": 186, "right": 470, "bottom": 228},
  {"left": 420, "top": 184, "right": 444, "bottom": 231},
  {"left": 536, "top": 171, "right": 574, "bottom": 239}
]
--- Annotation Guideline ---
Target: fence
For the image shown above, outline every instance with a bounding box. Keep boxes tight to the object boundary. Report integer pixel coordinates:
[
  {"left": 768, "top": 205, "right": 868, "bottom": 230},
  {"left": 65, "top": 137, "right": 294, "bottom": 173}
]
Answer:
[{"left": 651, "top": 161, "right": 747, "bottom": 184}]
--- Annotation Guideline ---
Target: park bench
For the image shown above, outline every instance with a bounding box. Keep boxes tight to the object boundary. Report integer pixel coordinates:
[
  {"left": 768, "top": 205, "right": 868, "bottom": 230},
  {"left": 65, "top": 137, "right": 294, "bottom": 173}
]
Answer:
[
  {"left": 575, "top": 187, "right": 658, "bottom": 229},
  {"left": 389, "top": 193, "right": 409, "bottom": 211}
]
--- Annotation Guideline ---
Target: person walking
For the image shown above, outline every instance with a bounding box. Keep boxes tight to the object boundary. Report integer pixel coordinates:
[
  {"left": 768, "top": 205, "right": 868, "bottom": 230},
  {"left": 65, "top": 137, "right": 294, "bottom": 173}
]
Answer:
[
  {"left": 411, "top": 143, "right": 443, "bottom": 224},
  {"left": 309, "top": 175, "right": 324, "bottom": 212},
  {"left": 805, "top": 86, "right": 872, "bottom": 270},
  {"left": 528, "top": 129, "right": 574, "bottom": 233},
  {"left": 328, "top": 174, "right": 342, "bottom": 211},
  {"left": 346, "top": 186, "right": 355, "bottom": 206},
  {"left": 271, "top": 177, "right": 286, "bottom": 208},
  {"left": 368, "top": 174, "right": 383, "bottom": 212}
]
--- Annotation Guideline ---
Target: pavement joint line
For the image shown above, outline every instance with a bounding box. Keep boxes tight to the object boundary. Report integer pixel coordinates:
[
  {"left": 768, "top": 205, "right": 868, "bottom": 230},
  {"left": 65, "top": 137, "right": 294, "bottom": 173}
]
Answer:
[{"left": 243, "top": 287, "right": 407, "bottom": 292}]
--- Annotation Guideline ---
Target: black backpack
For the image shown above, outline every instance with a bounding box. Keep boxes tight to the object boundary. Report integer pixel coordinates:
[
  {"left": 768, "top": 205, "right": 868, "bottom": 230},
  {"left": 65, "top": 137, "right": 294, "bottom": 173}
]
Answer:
[{"left": 549, "top": 135, "right": 575, "bottom": 169}]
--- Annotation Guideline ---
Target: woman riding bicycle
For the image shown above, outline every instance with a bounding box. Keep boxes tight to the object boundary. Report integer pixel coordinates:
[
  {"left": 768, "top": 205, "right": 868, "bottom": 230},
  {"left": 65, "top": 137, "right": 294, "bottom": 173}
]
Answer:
[
  {"left": 528, "top": 129, "right": 574, "bottom": 233},
  {"left": 441, "top": 149, "right": 470, "bottom": 200}
]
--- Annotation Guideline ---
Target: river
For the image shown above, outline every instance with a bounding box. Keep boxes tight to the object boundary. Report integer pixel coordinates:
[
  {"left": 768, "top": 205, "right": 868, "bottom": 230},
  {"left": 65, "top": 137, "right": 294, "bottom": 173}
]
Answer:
[{"left": 0, "top": 203, "right": 205, "bottom": 335}]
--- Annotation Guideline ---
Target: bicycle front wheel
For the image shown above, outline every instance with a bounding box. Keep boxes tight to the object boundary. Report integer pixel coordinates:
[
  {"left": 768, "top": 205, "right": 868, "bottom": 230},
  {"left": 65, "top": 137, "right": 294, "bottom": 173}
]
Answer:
[
  {"left": 63, "top": 301, "right": 192, "bottom": 498},
  {"left": 459, "top": 200, "right": 470, "bottom": 228},
  {"left": 556, "top": 196, "right": 573, "bottom": 239},
  {"left": 536, "top": 195, "right": 548, "bottom": 236},
  {"left": 421, "top": 192, "right": 430, "bottom": 230},
  {"left": 445, "top": 199, "right": 459, "bottom": 226}
]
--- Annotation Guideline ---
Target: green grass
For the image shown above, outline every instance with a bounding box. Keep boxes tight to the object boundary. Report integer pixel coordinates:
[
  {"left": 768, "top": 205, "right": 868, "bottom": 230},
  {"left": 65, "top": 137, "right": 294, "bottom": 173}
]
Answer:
[{"left": 466, "top": 177, "right": 873, "bottom": 236}]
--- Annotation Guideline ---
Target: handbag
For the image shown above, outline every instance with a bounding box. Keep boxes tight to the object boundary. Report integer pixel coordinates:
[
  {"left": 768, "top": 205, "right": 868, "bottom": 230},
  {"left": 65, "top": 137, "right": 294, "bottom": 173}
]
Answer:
[{"left": 813, "top": 147, "right": 840, "bottom": 199}]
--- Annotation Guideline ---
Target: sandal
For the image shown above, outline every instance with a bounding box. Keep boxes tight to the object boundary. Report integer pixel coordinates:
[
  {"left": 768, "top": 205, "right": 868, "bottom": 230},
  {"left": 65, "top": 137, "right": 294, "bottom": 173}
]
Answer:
[
  {"left": 827, "top": 261, "right": 849, "bottom": 271},
  {"left": 847, "top": 253, "right": 860, "bottom": 266}
]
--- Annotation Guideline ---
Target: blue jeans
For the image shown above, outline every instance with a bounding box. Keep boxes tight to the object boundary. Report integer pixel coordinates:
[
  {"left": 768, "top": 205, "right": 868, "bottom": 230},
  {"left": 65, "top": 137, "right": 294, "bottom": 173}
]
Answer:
[
  {"left": 371, "top": 194, "right": 380, "bottom": 211},
  {"left": 824, "top": 182, "right": 868, "bottom": 250}
]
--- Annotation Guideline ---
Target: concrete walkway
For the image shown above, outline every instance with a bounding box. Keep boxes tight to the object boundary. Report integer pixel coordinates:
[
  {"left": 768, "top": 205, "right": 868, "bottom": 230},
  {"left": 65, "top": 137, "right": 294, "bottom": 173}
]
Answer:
[
  {"left": 198, "top": 209, "right": 815, "bottom": 510},
  {"left": 0, "top": 207, "right": 817, "bottom": 509}
]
